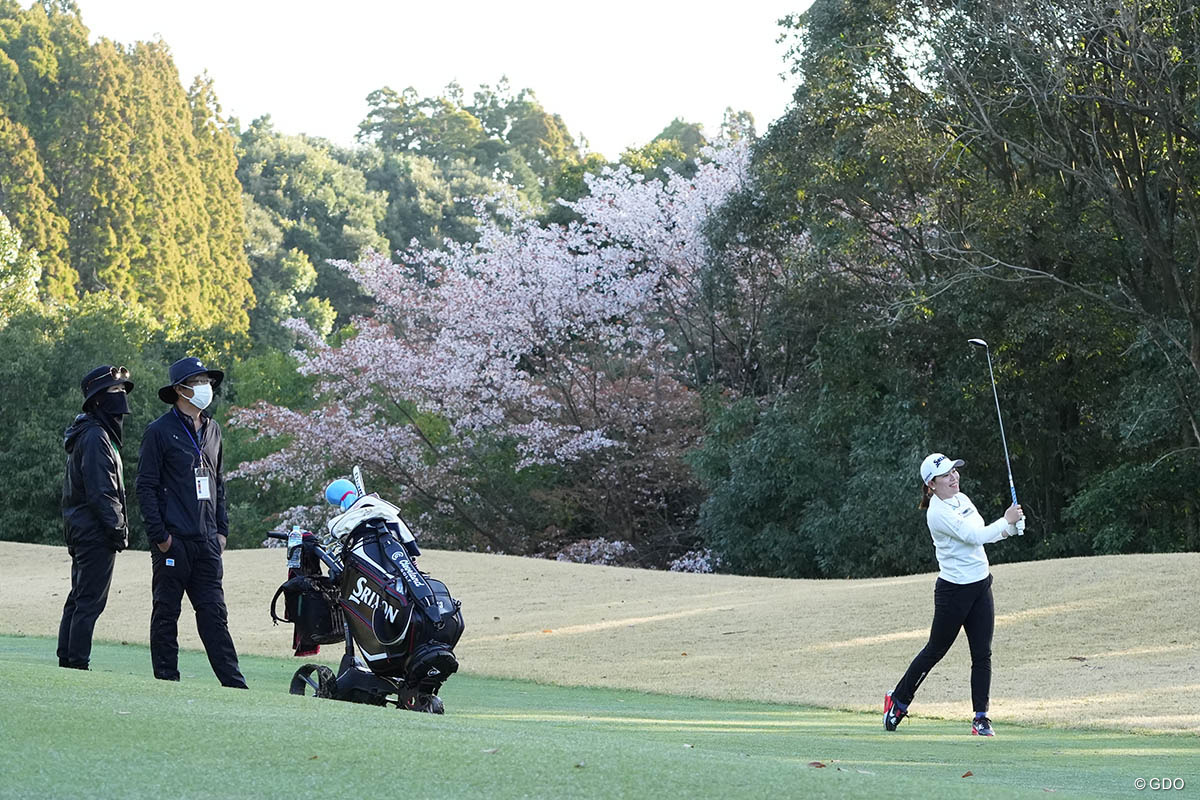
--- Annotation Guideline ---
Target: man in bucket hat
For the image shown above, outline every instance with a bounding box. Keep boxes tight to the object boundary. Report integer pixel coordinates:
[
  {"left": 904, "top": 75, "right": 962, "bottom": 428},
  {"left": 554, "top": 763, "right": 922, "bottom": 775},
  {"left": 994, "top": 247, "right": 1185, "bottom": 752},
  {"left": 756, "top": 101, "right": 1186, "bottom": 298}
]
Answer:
[
  {"left": 135, "top": 356, "right": 247, "bottom": 688},
  {"left": 58, "top": 365, "right": 135, "bottom": 670}
]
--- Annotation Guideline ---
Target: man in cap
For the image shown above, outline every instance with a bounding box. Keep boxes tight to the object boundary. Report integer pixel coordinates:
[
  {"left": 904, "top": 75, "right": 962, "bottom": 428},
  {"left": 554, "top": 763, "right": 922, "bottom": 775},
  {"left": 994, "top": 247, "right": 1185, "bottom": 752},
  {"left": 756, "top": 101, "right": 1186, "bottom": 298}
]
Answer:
[
  {"left": 58, "top": 365, "right": 135, "bottom": 670},
  {"left": 135, "top": 356, "right": 247, "bottom": 688}
]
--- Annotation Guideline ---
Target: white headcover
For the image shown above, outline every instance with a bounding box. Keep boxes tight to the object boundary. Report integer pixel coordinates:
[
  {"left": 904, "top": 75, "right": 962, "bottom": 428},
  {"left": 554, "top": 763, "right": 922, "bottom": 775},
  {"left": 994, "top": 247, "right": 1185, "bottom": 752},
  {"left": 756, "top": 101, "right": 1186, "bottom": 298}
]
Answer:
[{"left": 326, "top": 493, "right": 417, "bottom": 543}]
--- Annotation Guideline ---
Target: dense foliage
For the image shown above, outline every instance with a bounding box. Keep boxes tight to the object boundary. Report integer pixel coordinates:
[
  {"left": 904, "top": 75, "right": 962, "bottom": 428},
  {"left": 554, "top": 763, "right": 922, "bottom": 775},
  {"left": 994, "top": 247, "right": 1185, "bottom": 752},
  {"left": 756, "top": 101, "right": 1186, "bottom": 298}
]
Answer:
[
  {"left": 0, "top": 0, "right": 253, "bottom": 332},
  {"left": 231, "top": 145, "right": 752, "bottom": 563},
  {"left": 688, "top": 0, "right": 1200, "bottom": 576},
  {"left": 2, "top": 0, "right": 1197, "bottom": 575}
]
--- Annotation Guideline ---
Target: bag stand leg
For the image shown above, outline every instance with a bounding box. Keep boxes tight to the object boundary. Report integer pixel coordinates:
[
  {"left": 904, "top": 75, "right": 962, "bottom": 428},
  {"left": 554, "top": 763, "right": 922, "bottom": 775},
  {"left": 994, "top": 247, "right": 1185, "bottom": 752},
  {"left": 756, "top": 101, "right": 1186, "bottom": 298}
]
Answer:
[{"left": 289, "top": 663, "right": 336, "bottom": 697}]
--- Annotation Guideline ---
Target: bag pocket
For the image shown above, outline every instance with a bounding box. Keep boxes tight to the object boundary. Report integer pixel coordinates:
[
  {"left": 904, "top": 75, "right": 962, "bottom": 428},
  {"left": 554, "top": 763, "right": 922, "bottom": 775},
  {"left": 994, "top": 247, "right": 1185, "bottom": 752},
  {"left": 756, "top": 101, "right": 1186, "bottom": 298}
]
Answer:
[{"left": 271, "top": 575, "right": 345, "bottom": 645}]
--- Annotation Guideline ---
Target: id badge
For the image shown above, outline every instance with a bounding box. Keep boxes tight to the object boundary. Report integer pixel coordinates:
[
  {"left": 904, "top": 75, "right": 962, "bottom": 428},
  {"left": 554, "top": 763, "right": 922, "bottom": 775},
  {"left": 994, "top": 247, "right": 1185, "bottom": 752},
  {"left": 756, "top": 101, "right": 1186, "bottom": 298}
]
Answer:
[{"left": 195, "top": 467, "right": 212, "bottom": 500}]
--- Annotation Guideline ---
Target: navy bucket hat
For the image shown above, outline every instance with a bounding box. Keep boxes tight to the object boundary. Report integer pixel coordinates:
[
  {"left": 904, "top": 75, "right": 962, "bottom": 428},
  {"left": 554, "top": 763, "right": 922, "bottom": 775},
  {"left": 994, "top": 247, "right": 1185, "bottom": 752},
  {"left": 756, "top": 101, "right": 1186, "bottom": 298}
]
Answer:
[
  {"left": 157, "top": 356, "right": 224, "bottom": 404},
  {"left": 80, "top": 365, "right": 134, "bottom": 410}
]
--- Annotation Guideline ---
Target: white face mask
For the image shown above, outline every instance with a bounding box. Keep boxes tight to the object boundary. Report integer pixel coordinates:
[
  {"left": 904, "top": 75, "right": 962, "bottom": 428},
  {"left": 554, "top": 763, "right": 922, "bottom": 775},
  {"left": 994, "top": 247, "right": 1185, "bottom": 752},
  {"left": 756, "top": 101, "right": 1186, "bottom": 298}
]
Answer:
[{"left": 183, "top": 383, "right": 213, "bottom": 410}]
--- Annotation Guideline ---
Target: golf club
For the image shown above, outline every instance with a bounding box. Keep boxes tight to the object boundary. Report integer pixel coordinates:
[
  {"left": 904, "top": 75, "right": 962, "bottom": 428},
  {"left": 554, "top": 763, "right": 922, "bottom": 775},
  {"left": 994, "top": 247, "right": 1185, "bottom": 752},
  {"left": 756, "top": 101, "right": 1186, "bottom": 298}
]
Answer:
[{"left": 968, "top": 338, "right": 1025, "bottom": 534}]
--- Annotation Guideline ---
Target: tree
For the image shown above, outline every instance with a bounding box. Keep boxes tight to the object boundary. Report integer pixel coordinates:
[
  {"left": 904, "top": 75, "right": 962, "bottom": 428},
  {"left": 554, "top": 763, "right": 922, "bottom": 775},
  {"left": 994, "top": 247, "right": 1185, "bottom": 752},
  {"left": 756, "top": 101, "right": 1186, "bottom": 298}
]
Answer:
[
  {"left": 353, "top": 145, "right": 510, "bottom": 252},
  {"left": 236, "top": 116, "right": 387, "bottom": 330},
  {"left": 922, "top": 0, "right": 1200, "bottom": 444},
  {"left": 0, "top": 40, "right": 72, "bottom": 298},
  {"left": 231, "top": 142, "right": 755, "bottom": 565},
  {"left": 691, "top": 0, "right": 1200, "bottom": 574},
  {"left": 620, "top": 119, "right": 707, "bottom": 180},
  {"left": 655, "top": 118, "right": 707, "bottom": 157},
  {"left": 0, "top": 209, "right": 39, "bottom": 324},
  {"left": 358, "top": 80, "right": 587, "bottom": 209},
  {"left": 471, "top": 82, "right": 580, "bottom": 188},
  {"left": 0, "top": 110, "right": 71, "bottom": 298},
  {"left": 187, "top": 74, "right": 255, "bottom": 336},
  {"left": 0, "top": 293, "right": 167, "bottom": 545},
  {"left": 48, "top": 35, "right": 141, "bottom": 298},
  {"left": 719, "top": 107, "right": 756, "bottom": 142},
  {"left": 358, "top": 86, "right": 487, "bottom": 167},
  {"left": 0, "top": 2, "right": 255, "bottom": 334}
]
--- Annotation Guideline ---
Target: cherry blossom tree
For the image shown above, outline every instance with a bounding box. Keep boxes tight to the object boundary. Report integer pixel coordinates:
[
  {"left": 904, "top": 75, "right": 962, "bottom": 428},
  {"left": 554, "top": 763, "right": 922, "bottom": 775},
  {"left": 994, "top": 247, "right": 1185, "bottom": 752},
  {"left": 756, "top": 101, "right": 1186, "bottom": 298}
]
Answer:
[{"left": 231, "top": 141, "right": 763, "bottom": 564}]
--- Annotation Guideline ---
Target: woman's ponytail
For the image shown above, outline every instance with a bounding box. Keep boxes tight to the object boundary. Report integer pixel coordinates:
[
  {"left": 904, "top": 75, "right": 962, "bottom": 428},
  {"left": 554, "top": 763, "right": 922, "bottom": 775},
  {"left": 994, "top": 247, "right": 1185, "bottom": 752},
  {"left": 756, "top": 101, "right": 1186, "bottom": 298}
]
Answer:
[{"left": 918, "top": 482, "right": 934, "bottom": 509}]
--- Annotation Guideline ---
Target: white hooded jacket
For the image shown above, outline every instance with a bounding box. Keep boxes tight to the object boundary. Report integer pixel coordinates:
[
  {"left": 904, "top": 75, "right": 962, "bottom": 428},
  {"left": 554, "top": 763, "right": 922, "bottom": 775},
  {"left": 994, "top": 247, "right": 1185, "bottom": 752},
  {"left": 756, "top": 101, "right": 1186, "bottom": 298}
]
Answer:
[{"left": 926, "top": 492, "right": 1017, "bottom": 584}]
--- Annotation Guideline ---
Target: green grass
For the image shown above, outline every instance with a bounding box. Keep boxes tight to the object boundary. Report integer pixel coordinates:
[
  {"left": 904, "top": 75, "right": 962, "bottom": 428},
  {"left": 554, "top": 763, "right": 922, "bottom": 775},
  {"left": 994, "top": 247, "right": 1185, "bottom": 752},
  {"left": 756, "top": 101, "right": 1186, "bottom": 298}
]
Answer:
[{"left": 1, "top": 635, "right": 1194, "bottom": 800}]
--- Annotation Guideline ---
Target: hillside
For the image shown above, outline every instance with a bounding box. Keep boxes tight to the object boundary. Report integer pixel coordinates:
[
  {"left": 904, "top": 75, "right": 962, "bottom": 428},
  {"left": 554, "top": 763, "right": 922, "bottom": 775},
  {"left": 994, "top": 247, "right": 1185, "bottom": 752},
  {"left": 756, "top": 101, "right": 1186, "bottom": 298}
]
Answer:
[{"left": 5, "top": 542, "right": 1196, "bottom": 733}]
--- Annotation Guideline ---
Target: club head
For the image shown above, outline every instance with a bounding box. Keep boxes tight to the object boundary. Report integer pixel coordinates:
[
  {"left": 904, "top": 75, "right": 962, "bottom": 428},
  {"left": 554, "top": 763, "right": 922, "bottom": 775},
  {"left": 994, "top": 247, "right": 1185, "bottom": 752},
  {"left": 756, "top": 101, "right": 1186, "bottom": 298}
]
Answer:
[{"left": 967, "top": 338, "right": 989, "bottom": 349}]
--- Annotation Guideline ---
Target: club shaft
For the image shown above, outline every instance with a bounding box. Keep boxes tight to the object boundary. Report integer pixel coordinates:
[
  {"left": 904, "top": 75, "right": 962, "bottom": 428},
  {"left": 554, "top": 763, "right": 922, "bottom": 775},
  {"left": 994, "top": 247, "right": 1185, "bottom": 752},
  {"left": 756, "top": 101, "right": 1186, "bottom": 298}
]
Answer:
[{"left": 983, "top": 348, "right": 1018, "bottom": 506}]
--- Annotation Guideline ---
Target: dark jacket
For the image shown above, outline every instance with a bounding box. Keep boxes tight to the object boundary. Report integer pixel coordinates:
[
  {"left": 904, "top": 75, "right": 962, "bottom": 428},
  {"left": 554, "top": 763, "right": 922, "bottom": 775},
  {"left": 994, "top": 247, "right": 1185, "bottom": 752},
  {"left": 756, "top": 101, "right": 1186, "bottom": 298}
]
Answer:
[
  {"left": 62, "top": 414, "right": 128, "bottom": 551},
  {"left": 135, "top": 408, "right": 228, "bottom": 545}
]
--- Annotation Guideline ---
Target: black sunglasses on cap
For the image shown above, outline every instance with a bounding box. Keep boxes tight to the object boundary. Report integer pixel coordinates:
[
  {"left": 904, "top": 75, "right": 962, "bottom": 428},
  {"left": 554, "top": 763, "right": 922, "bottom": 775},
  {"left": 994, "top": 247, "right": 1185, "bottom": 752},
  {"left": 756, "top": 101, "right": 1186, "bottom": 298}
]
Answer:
[{"left": 86, "top": 365, "right": 130, "bottom": 392}]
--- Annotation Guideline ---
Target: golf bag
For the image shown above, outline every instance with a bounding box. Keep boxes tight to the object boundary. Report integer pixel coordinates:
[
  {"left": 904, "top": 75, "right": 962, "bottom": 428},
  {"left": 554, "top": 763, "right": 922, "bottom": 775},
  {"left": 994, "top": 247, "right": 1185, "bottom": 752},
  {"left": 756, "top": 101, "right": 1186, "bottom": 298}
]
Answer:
[{"left": 268, "top": 475, "right": 464, "bottom": 713}]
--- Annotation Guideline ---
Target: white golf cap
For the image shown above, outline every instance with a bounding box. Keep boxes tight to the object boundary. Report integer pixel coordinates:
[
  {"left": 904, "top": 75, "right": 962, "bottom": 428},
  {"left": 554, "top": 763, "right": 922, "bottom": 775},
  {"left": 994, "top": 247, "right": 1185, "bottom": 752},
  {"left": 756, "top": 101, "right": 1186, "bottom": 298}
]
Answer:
[{"left": 921, "top": 452, "right": 965, "bottom": 484}]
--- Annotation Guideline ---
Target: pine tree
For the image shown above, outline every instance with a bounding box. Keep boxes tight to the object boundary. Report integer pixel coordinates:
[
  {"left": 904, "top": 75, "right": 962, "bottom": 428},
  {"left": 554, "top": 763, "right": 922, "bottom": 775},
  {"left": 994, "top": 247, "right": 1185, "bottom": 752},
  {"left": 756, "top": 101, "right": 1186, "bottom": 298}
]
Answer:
[
  {"left": 0, "top": 113, "right": 72, "bottom": 299},
  {"left": 0, "top": 2, "right": 73, "bottom": 299},
  {"left": 125, "top": 39, "right": 204, "bottom": 319},
  {"left": 189, "top": 74, "right": 253, "bottom": 335},
  {"left": 45, "top": 33, "right": 141, "bottom": 299}
]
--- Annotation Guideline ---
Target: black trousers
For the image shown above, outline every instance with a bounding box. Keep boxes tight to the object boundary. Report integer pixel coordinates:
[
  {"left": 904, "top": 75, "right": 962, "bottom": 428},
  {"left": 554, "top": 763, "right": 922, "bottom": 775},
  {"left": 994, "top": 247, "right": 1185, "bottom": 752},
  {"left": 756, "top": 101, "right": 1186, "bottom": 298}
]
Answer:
[
  {"left": 57, "top": 542, "right": 117, "bottom": 668},
  {"left": 150, "top": 536, "right": 247, "bottom": 688},
  {"left": 892, "top": 574, "right": 994, "bottom": 713}
]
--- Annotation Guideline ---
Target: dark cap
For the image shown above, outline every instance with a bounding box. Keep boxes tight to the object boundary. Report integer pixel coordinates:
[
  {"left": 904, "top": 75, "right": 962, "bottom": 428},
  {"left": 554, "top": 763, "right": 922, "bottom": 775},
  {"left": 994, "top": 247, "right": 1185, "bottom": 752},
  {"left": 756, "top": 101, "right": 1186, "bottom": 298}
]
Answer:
[
  {"left": 80, "top": 365, "right": 134, "bottom": 410},
  {"left": 157, "top": 356, "right": 224, "bottom": 404}
]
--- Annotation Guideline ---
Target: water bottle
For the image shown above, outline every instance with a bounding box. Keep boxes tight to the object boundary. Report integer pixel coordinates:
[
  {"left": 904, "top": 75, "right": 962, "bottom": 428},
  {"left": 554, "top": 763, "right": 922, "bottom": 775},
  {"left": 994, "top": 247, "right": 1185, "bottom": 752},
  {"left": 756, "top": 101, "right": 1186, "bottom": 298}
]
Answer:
[{"left": 286, "top": 525, "right": 303, "bottom": 569}]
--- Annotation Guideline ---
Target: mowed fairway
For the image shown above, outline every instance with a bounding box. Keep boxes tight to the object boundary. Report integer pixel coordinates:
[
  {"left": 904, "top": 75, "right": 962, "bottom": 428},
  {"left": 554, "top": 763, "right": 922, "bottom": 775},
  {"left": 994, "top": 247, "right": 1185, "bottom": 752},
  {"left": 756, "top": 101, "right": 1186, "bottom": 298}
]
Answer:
[
  {"left": 0, "top": 637, "right": 1195, "bottom": 800},
  {"left": 5, "top": 542, "right": 1198, "bottom": 731},
  {"left": 2, "top": 543, "right": 1197, "bottom": 798}
]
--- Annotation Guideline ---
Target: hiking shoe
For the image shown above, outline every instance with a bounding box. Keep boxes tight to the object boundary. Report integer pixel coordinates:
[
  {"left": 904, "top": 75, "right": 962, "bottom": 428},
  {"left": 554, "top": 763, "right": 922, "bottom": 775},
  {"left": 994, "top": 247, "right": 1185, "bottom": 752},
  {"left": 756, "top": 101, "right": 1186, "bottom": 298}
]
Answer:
[
  {"left": 884, "top": 691, "right": 906, "bottom": 731},
  {"left": 971, "top": 716, "right": 995, "bottom": 736}
]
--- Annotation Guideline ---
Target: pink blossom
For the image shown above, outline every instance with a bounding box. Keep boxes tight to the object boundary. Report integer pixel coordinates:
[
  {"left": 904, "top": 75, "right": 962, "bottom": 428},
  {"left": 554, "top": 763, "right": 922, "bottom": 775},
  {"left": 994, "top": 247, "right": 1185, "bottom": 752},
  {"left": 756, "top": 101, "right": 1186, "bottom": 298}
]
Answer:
[{"left": 232, "top": 142, "right": 760, "bottom": 553}]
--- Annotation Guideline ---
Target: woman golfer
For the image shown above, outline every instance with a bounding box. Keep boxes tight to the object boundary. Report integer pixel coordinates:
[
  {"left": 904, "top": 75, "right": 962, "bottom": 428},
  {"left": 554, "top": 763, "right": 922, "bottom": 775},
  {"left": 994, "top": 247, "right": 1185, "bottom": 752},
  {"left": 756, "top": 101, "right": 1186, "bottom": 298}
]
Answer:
[{"left": 883, "top": 452, "right": 1023, "bottom": 736}]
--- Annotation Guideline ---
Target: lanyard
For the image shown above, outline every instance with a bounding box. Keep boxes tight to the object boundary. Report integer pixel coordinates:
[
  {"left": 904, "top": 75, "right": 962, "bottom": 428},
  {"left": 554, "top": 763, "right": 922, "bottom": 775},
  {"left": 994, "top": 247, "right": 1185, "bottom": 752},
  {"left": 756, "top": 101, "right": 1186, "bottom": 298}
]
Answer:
[{"left": 173, "top": 408, "right": 208, "bottom": 469}]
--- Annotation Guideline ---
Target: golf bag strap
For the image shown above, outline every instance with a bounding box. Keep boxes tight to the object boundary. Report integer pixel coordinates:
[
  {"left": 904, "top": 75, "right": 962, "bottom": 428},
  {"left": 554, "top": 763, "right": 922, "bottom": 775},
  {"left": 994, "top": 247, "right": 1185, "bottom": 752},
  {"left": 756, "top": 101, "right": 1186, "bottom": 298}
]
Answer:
[
  {"left": 375, "top": 533, "right": 443, "bottom": 627},
  {"left": 270, "top": 576, "right": 323, "bottom": 656},
  {"left": 270, "top": 572, "right": 310, "bottom": 625},
  {"left": 270, "top": 583, "right": 289, "bottom": 625}
]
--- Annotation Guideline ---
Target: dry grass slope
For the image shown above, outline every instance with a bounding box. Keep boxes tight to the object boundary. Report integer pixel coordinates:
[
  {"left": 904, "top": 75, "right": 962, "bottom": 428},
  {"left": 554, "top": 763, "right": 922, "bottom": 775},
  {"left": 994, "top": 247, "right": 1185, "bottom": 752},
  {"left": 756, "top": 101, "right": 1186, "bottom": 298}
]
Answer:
[{"left": 5, "top": 541, "right": 1197, "bottom": 734}]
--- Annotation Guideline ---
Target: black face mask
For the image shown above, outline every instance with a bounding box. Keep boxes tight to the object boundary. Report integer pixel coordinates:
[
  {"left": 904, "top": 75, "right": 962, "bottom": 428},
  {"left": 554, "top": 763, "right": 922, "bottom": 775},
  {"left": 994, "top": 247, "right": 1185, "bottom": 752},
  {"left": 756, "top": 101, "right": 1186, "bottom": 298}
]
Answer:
[
  {"left": 96, "top": 391, "right": 130, "bottom": 417},
  {"left": 91, "top": 391, "right": 130, "bottom": 445}
]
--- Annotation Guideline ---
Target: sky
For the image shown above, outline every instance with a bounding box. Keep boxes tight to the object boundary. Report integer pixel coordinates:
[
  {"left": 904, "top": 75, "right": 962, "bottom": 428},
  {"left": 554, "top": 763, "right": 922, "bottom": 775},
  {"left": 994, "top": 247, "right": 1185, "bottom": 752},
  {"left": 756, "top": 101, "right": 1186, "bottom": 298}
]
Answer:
[{"left": 71, "top": 0, "right": 812, "bottom": 158}]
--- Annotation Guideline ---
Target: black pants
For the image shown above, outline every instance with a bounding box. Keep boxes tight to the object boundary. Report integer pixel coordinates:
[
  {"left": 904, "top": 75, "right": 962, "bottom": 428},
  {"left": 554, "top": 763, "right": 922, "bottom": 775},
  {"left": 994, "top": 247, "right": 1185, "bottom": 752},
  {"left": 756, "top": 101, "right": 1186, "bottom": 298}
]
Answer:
[
  {"left": 150, "top": 536, "right": 247, "bottom": 688},
  {"left": 892, "top": 574, "right": 994, "bottom": 713},
  {"left": 57, "top": 542, "right": 117, "bottom": 668}
]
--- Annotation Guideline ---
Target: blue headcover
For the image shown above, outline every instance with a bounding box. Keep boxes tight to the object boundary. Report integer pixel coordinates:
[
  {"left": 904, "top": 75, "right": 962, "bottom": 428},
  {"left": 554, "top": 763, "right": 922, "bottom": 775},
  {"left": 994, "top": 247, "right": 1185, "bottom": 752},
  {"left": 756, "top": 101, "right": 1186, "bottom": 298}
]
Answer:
[{"left": 324, "top": 479, "right": 358, "bottom": 510}]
